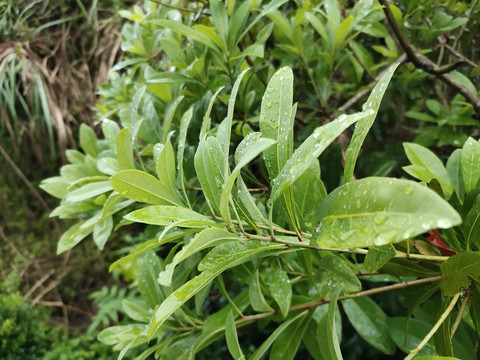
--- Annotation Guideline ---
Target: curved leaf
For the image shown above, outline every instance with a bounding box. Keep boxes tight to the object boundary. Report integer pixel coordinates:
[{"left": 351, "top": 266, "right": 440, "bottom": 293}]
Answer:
[
  {"left": 313, "top": 177, "right": 461, "bottom": 249},
  {"left": 440, "top": 252, "right": 480, "bottom": 296},
  {"left": 110, "top": 169, "right": 185, "bottom": 207}
]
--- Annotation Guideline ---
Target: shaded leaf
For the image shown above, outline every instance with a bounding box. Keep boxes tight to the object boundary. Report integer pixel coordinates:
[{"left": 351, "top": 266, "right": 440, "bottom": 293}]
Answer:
[
  {"left": 137, "top": 251, "right": 164, "bottom": 308},
  {"left": 364, "top": 244, "right": 396, "bottom": 272},
  {"left": 225, "top": 311, "right": 245, "bottom": 360},
  {"left": 440, "top": 252, "right": 480, "bottom": 296},
  {"left": 249, "top": 269, "right": 274, "bottom": 312},
  {"left": 265, "top": 262, "right": 292, "bottom": 318},
  {"left": 317, "top": 288, "right": 343, "bottom": 360},
  {"left": 342, "top": 297, "right": 395, "bottom": 354},
  {"left": 315, "top": 253, "right": 361, "bottom": 296},
  {"left": 461, "top": 137, "right": 480, "bottom": 194}
]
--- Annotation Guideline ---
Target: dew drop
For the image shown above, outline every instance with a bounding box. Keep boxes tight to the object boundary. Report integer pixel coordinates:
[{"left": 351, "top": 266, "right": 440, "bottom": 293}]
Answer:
[
  {"left": 338, "top": 114, "right": 347, "bottom": 122},
  {"left": 403, "top": 186, "right": 413, "bottom": 195},
  {"left": 437, "top": 219, "right": 452, "bottom": 228},
  {"left": 267, "top": 102, "right": 272, "bottom": 108},
  {"left": 374, "top": 214, "right": 388, "bottom": 225}
]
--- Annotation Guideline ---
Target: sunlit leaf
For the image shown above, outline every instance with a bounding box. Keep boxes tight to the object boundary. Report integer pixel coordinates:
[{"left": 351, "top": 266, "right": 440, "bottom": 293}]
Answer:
[
  {"left": 313, "top": 177, "right": 461, "bottom": 249},
  {"left": 461, "top": 137, "right": 480, "bottom": 194}
]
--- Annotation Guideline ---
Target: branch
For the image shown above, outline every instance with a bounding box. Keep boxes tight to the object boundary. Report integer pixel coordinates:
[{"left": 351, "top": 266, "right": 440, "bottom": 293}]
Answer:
[{"left": 379, "top": 0, "right": 480, "bottom": 115}]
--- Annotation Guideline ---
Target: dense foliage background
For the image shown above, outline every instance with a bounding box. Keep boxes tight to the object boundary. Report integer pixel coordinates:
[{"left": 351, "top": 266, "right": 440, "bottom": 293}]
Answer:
[{"left": 2, "top": 0, "right": 480, "bottom": 359}]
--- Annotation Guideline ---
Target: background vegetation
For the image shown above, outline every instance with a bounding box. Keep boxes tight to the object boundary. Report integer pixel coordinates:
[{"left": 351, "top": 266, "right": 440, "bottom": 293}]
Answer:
[{"left": 2, "top": 0, "right": 480, "bottom": 359}]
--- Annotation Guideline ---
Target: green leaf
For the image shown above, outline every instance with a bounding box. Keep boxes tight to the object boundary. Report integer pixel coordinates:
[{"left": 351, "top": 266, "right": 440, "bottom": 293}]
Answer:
[
  {"left": 225, "top": 311, "right": 245, "bottom": 360},
  {"left": 270, "top": 111, "right": 367, "bottom": 201},
  {"left": 79, "top": 124, "right": 98, "bottom": 157},
  {"left": 315, "top": 253, "right": 361, "bottom": 296},
  {"left": 227, "top": 0, "right": 252, "bottom": 50},
  {"left": 122, "top": 299, "right": 151, "bottom": 323},
  {"left": 117, "top": 128, "right": 135, "bottom": 169},
  {"left": 364, "top": 244, "right": 396, "bottom": 272},
  {"left": 344, "top": 63, "right": 399, "bottom": 183},
  {"left": 158, "top": 228, "right": 241, "bottom": 287},
  {"left": 260, "top": 66, "right": 294, "bottom": 181},
  {"left": 97, "top": 324, "right": 146, "bottom": 346},
  {"left": 217, "top": 67, "right": 250, "bottom": 172},
  {"left": 414, "top": 357, "right": 460, "bottom": 360},
  {"left": 161, "top": 95, "right": 184, "bottom": 144},
  {"left": 40, "top": 176, "right": 70, "bottom": 199},
  {"left": 249, "top": 269, "right": 274, "bottom": 312},
  {"left": 210, "top": 0, "right": 229, "bottom": 51},
  {"left": 194, "top": 136, "right": 225, "bottom": 214},
  {"left": 176, "top": 109, "right": 193, "bottom": 204},
  {"left": 65, "top": 180, "right": 112, "bottom": 203},
  {"left": 147, "top": 241, "right": 286, "bottom": 339},
  {"left": 125, "top": 205, "right": 215, "bottom": 227},
  {"left": 219, "top": 133, "right": 275, "bottom": 227},
  {"left": 403, "top": 142, "right": 454, "bottom": 199},
  {"left": 464, "top": 194, "right": 480, "bottom": 250},
  {"left": 388, "top": 317, "right": 436, "bottom": 356},
  {"left": 440, "top": 252, "right": 480, "bottom": 296},
  {"left": 137, "top": 251, "right": 164, "bottom": 308},
  {"left": 461, "top": 137, "right": 480, "bottom": 194},
  {"left": 265, "top": 262, "right": 292, "bottom": 318},
  {"left": 335, "top": 16, "right": 353, "bottom": 48},
  {"left": 270, "top": 310, "right": 313, "bottom": 360},
  {"left": 317, "top": 288, "right": 343, "bottom": 360},
  {"left": 110, "top": 169, "right": 185, "bottom": 207},
  {"left": 93, "top": 215, "right": 113, "bottom": 250},
  {"left": 250, "top": 310, "right": 309, "bottom": 360},
  {"left": 342, "top": 297, "right": 395, "bottom": 354},
  {"left": 155, "top": 139, "right": 178, "bottom": 197},
  {"left": 446, "top": 149, "right": 465, "bottom": 201},
  {"left": 57, "top": 219, "right": 95, "bottom": 254},
  {"left": 313, "top": 177, "right": 461, "bottom": 249},
  {"left": 200, "top": 87, "right": 225, "bottom": 139},
  {"left": 239, "top": 0, "right": 289, "bottom": 41}
]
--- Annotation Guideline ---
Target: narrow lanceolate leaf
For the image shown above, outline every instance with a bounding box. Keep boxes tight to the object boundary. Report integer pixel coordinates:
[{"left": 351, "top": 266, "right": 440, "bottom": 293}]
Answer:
[
  {"left": 446, "top": 149, "right": 464, "bottom": 201},
  {"left": 147, "top": 242, "right": 286, "bottom": 339},
  {"left": 317, "top": 288, "right": 343, "bottom": 360},
  {"left": 110, "top": 170, "right": 185, "bottom": 207},
  {"left": 137, "top": 251, "right": 164, "bottom": 308},
  {"left": 93, "top": 215, "right": 113, "bottom": 251},
  {"left": 271, "top": 112, "right": 369, "bottom": 201},
  {"left": 461, "top": 137, "right": 480, "bottom": 194},
  {"left": 177, "top": 108, "right": 193, "bottom": 204},
  {"left": 65, "top": 180, "right": 112, "bottom": 203},
  {"left": 265, "top": 263, "right": 292, "bottom": 318},
  {"left": 249, "top": 269, "right": 274, "bottom": 312},
  {"left": 125, "top": 206, "right": 216, "bottom": 227},
  {"left": 200, "top": 86, "right": 225, "bottom": 139},
  {"left": 219, "top": 133, "right": 275, "bottom": 227},
  {"left": 79, "top": 124, "right": 98, "bottom": 157},
  {"left": 440, "top": 252, "right": 480, "bottom": 296},
  {"left": 217, "top": 67, "right": 250, "bottom": 173},
  {"left": 194, "top": 136, "right": 225, "bottom": 214},
  {"left": 225, "top": 311, "right": 245, "bottom": 360},
  {"left": 313, "top": 177, "right": 461, "bottom": 249},
  {"left": 342, "top": 297, "right": 396, "bottom": 355},
  {"left": 260, "top": 66, "right": 294, "bottom": 180},
  {"left": 403, "top": 142, "right": 454, "bottom": 199},
  {"left": 158, "top": 228, "right": 241, "bottom": 287},
  {"left": 315, "top": 253, "right": 361, "bottom": 296},
  {"left": 250, "top": 310, "right": 309, "bottom": 360},
  {"left": 270, "top": 311, "right": 313, "bottom": 360},
  {"left": 155, "top": 139, "right": 178, "bottom": 196},
  {"left": 161, "top": 95, "right": 184, "bottom": 144},
  {"left": 344, "top": 63, "right": 398, "bottom": 183},
  {"left": 464, "top": 194, "right": 480, "bottom": 250},
  {"left": 117, "top": 128, "right": 135, "bottom": 169}
]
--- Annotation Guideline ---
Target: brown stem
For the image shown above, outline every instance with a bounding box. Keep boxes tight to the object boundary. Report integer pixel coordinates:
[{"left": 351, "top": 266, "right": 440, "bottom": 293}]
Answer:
[{"left": 379, "top": 0, "right": 480, "bottom": 115}]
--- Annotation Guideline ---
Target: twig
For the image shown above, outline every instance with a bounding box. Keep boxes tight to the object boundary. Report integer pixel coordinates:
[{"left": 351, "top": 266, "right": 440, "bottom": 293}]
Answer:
[
  {"left": 379, "top": 0, "right": 480, "bottom": 114},
  {"left": 23, "top": 269, "right": 55, "bottom": 300},
  {"left": 404, "top": 292, "right": 461, "bottom": 360},
  {"left": 450, "top": 289, "right": 471, "bottom": 337},
  {"left": 0, "top": 144, "right": 51, "bottom": 212}
]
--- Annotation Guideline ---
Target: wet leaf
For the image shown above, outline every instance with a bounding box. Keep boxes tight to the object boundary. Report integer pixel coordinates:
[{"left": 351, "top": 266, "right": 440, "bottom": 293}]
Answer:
[
  {"left": 220, "top": 133, "right": 274, "bottom": 227},
  {"left": 446, "top": 149, "right": 464, "bottom": 201},
  {"left": 124, "top": 205, "right": 215, "bottom": 227},
  {"left": 403, "top": 143, "right": 454, "bottom": 199},
  {"left": 117, "top": 128, "right": 135, "bottom": 169},
  {"left": 147, "top": 241, "right": 285, "bottom": 339},
  {"left": 344, "top": 63, "right": 399, "bottom": 183},
  {"left": 161, "top": 95, "right": 184, "bottom": 143},
  {"left": 154, "top": 139, "right": 178, "bottom": 197},
  {"left": 342, "top": 297, "right": 395, "bottom": 354},
  {"left": 265, "top": 262, "right": 292, "bottom": 318},
  {"left": 122, "top": 299, "right": 151, "bottom": 323},
  {"left": 225, "top": 310, "right": 245, "bottom": 360},
  {"left": 250, "top": 310, "right": 309, "bottom": 360},
  {"left": 315, "top": 253, "right": 361, "bottom": 296},
  {"left": 249, "top": 269, "right": 274, "bottom": 312},
  {"left": 317, "top": 288, "right": 343, "bottom": 360},
  {"left": 364, "top": 244, "right": 396, "bottom": 272},
  {"left": 79, "top": 124, "right": 98, "bottom": 157},
  {"left": 137, "top": 250, "right": 164, "bottom": 308},
  {"left": 93, "top": 215, "right": 113, "bottom": 250},
  {"left": 440, "top": 252, "right": 480, "bottom": 296},
  {"left": 464, "top": 194, "right": 480, "bottom": 250},
  {"left": 65, "top": 180, "right": 112, "bottom": 203},
  {"left": 388, "top": 317, "right": 437, "bottom": 356},
  {"left": 110, "top": 169, "right": 185, "bottom": 207},
  {"left": 313, "top": 177, "right": 461, "bottom": 249},
  {"left": 270, "top": 112, "right": 368, "bottom": 201},
  {"left": 158, "top": 228, "right": 241, "bottom": 287},
  {"left": 461, "top": 137, "right": 480, "bottom": 194}
]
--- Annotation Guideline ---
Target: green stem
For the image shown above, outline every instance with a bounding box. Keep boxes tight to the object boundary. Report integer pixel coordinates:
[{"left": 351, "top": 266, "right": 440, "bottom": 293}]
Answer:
[
  {"left": 404, "top": 292, "right": 461, "bottom": 360},
  {"left": 450, "top": 289, "right": 470, "bottom": 338}
]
